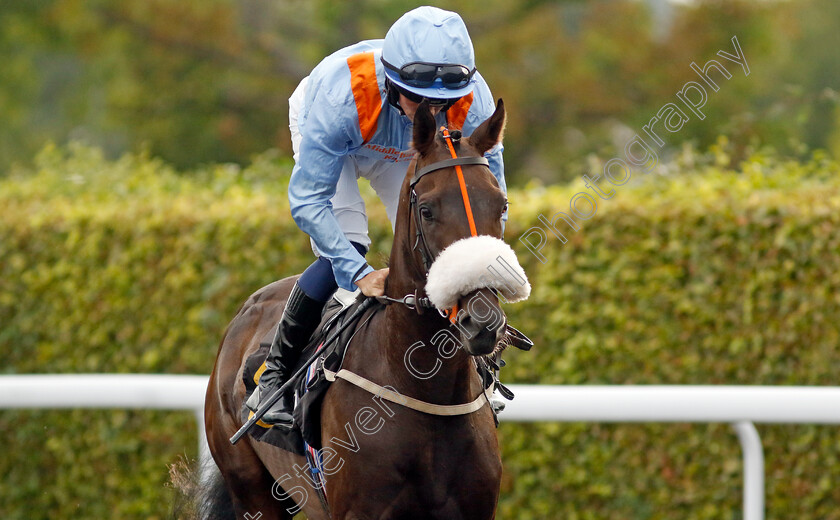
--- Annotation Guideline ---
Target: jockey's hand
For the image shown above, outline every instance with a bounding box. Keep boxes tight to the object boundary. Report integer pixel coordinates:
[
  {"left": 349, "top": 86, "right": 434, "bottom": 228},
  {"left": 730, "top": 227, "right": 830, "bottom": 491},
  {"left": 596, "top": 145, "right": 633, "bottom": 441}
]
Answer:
[{"left": 355, "top": 268, "right": 389, "bottom": 297}]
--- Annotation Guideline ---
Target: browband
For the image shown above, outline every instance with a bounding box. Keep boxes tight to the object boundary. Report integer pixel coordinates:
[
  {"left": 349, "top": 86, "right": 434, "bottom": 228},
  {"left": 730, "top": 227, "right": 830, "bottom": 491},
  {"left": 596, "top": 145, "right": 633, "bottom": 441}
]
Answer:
[{"left": 411, "top": 156, "right": 490, "bottom": 187}]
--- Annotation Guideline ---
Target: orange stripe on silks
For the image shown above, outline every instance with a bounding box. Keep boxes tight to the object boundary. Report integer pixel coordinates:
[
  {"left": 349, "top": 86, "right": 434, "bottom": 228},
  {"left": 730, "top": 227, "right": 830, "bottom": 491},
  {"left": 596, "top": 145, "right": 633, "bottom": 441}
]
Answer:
[
  {"left": 347, "top": 52, "right": 382, "bottom": 143},
  {"left": 446, "top": 92, "right": 474, "bottom": 131}
]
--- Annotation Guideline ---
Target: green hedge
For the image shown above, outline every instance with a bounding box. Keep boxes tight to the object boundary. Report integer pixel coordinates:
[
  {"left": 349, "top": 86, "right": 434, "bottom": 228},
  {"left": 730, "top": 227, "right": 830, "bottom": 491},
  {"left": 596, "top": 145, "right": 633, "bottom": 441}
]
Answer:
[{"left": 1, "top": 143, "right": 839, "bottom": 519}]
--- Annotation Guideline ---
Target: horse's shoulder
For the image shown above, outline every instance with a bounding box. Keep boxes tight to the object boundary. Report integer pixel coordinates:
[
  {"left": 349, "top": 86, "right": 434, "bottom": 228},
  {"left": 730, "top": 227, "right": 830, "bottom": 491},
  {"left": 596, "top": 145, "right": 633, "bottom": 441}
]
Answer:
[
  {"left": 236, "top": 275, "right": 301, "bottom": 315},
  {"left": 216, "top": 276, "right": 302, "bottom": 381},
  {"left": 222, "top": 275, "right": 302, "bottom": 347}
]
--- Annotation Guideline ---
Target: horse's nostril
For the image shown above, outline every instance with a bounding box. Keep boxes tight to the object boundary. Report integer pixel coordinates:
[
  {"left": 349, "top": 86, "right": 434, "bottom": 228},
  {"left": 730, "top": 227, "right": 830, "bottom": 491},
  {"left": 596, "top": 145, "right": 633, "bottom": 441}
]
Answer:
[{"left": 461, "top": 325, "right": 498, "bottom": 356}]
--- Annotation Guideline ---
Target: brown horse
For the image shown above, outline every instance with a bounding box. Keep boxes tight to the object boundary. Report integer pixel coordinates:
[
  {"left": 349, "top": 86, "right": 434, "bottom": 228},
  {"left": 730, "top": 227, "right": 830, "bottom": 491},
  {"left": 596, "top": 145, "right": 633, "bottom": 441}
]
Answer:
[{"left": 204, "top": 99, "right": 517, "bottom": 519}]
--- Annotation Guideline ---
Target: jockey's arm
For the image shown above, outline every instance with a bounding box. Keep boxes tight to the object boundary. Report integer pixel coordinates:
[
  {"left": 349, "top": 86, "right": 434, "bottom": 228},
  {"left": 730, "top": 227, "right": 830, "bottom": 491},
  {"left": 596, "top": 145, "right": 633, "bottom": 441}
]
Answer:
[{"left": 287, "top": 91, "right": 375, "bottom": 292}]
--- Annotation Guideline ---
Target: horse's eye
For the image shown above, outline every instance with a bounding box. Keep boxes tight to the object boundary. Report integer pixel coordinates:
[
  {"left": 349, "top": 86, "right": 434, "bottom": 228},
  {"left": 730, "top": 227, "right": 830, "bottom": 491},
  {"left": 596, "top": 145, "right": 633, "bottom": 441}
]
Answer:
[
  {"left": 420, "top": 206, "right": 434, "bottom": 221},
  {"left": 501, "top": 201, "right": 509, "bottom": 218}
]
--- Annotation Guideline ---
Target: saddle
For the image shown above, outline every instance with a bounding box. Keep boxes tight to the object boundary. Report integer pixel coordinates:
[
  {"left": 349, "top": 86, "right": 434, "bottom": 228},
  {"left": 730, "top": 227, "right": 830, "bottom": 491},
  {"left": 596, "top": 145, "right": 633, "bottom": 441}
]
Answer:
[{"left": 241, "top": 289, "right": 376, "bottom": 455}]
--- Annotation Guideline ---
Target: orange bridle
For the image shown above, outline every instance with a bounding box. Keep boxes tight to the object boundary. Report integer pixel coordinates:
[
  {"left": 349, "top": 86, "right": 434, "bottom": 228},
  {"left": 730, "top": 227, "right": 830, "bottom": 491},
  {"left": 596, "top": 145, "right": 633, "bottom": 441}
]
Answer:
[
  {"left": 441, "top": 127, "right": 477, "bottom": 323},
  {"left": 409, "top": 127, "right": 485, "bottom": 323},
  {"left": 441, "top": 127, "right": 478, "bottom": 237}
]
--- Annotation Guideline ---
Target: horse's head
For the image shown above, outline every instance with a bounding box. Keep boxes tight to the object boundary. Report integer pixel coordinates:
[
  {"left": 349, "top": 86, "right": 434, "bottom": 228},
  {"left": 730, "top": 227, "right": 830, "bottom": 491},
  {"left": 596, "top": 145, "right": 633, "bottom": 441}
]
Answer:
[{"left": 389, "top": 99, "right": 530, "bottom": 357}]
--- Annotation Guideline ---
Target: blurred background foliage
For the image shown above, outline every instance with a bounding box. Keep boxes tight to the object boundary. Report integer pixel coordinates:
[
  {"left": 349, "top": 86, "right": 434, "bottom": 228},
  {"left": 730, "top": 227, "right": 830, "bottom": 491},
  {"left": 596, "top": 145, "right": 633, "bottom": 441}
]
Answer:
[
  {"left": 1, "top": 145, "right": 838, "bottom": 518},
  {"left": 3, "top": 0, "right": 840, "bottom": 518},
  {"left": 0, "top": 0, "right": 838, "bottom": 182}
]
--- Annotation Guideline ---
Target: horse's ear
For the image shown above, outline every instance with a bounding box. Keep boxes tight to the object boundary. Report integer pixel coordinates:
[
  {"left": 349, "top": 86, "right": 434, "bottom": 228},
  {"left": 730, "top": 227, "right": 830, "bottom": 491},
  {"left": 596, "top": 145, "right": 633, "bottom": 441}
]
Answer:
[
  {"left": 469, "top": 98, "right": 506, "bottom": 156},
  {"left": 412, "top": 100, "right": 437, "bottom": 156}
]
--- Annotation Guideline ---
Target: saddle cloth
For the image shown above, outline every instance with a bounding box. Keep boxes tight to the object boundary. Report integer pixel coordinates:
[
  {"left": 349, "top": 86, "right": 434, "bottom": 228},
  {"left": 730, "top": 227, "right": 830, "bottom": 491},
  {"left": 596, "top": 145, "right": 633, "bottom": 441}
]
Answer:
[{"left": 240, "top": 289, "right": 376, "bottom": 455}]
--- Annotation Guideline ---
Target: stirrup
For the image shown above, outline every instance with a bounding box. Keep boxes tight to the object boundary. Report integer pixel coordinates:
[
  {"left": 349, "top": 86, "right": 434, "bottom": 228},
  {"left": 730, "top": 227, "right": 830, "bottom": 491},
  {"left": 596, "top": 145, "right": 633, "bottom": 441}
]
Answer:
[
  {"left": 262, "top": 407, "right": 294, "bottom": 430},
  {"left": 262, "top": 386, "right": 295, "bottom": 429},
  {"left": 245, "top": 386, "right": 295, "bottom": 429},
  {"left": 245, "top": 387, "right": 260, "bottom": 413}
]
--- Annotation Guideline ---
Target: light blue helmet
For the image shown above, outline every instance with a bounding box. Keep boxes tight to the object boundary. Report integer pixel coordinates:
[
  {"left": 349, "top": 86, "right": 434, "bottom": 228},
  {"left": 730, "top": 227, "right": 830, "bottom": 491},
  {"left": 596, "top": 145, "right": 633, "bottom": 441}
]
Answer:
[{"left": 382, "top": 6, "right": 477, "bottom": 100}]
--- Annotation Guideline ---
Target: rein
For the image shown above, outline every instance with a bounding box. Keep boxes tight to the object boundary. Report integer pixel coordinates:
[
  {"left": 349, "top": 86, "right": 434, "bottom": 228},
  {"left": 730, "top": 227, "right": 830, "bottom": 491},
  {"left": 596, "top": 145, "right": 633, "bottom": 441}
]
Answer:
[{"left": 376, "top": 293, "right": 435, "bottom": 310}]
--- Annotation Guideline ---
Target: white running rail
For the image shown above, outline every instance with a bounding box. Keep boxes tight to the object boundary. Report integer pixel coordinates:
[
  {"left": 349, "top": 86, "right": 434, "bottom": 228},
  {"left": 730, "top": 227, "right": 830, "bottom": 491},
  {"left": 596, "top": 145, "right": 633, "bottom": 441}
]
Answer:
[
  {"left": 0, "top": 374, "right": 212, "bottom": 471},
  {"left": 3, "top": 375, "right": 840, "bottom": 520}
]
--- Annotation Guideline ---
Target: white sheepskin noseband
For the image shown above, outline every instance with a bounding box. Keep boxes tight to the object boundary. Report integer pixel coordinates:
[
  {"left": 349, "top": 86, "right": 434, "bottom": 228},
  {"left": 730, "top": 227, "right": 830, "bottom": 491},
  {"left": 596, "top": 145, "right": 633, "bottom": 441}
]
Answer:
[{"left": 425, "top": 235, "right": 531, "bottom": 310}]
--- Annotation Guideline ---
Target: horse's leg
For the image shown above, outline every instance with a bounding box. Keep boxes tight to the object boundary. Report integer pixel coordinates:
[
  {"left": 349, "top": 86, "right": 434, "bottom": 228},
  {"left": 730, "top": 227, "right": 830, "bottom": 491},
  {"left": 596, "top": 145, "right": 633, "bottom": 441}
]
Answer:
[
  {"left": 206, "top": 336, "right": 299, "bottom": 518},
  {"left": 250, "top": 440, "right": 332, "bottom": 519},
  {"left": 206, "top": 403, "right": 298, "bottom": 519},
  {"left": 205, "top": 277, "right": 329, "bottom": 519}
]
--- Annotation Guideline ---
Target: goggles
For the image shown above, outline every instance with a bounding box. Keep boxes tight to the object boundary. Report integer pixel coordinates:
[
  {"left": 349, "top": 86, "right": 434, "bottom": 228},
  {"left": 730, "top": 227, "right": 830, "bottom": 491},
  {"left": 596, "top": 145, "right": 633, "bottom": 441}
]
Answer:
[{"left": 381, "top": 58, "right": 476, "bottom": 90}]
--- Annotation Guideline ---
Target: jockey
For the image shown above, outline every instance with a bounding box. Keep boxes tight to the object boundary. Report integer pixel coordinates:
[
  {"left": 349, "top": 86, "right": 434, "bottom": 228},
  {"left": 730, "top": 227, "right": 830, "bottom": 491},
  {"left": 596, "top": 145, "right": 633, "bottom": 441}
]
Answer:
[{"left": 250, "top": 6, "right": 507, "bottom": 427}]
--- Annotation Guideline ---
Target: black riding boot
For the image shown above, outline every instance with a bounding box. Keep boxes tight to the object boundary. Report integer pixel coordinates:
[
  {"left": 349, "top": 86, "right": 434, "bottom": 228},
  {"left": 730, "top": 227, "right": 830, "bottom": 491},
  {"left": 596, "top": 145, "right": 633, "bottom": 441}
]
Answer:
[{"left": 252, "top": 282, "right": 325, "bottom": 429}]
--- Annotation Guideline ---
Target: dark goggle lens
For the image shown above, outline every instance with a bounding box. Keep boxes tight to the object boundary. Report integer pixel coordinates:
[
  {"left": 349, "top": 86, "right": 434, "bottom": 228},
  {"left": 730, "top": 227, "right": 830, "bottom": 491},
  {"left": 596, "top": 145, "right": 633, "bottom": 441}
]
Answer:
[
  {"left": 439, "top": 69, "right": 472, "bottom": 88},
  {"left": 385, "top": 59, "right": 474, "bottom": 89},
  {"left": 401, "top": 64, "right": 472, "bottom": 88},
  {"left": 399, "top": 63, "right": 439, "bottom": 86}
]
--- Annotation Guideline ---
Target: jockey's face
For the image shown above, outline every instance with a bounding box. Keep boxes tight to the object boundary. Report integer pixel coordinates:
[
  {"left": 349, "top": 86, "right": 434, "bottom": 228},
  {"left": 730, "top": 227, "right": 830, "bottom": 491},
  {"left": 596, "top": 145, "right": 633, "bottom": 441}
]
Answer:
[{"left": 399, "top": 93, "right": 444, "bottom": 122}]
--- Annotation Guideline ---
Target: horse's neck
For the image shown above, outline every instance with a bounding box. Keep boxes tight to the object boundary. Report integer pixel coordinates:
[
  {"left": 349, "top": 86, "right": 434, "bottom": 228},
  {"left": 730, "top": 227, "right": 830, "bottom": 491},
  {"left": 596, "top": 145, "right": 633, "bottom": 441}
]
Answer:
[
  {"left": 354, "top": 237, "right": 480, "bottom": 404},
  {"left": 372, "top": 304, "right": 479, "bottom": 405}
]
